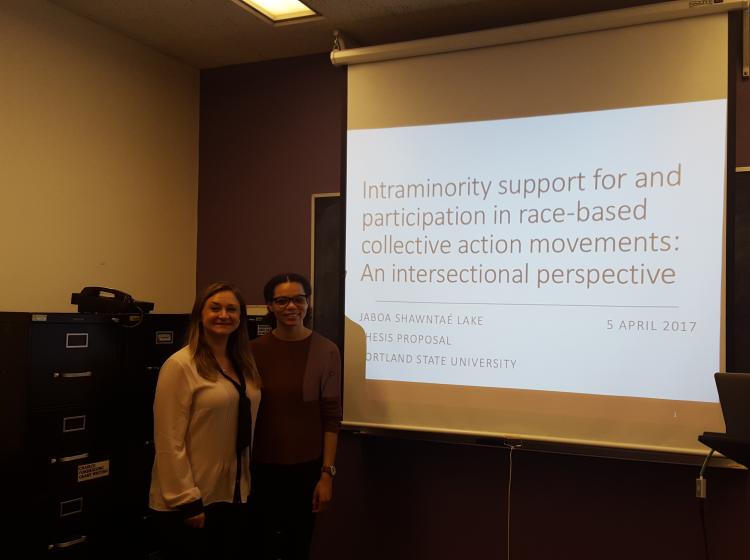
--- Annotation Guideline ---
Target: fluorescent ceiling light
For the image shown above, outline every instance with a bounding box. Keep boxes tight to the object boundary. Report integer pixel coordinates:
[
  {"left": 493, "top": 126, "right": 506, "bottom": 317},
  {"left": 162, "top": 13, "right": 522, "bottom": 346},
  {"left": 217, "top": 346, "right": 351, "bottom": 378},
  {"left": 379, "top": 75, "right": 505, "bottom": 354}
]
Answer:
[{"left": 239, "top": 0, "right": 317, "bottom": 22}]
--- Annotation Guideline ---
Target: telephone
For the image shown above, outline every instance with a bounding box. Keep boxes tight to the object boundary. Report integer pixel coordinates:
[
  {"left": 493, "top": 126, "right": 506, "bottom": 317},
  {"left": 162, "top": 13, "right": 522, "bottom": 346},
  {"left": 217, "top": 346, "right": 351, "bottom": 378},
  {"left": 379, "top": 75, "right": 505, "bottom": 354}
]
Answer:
[{"left": 71, "top": 286, "right": 154, "bottom": 314}]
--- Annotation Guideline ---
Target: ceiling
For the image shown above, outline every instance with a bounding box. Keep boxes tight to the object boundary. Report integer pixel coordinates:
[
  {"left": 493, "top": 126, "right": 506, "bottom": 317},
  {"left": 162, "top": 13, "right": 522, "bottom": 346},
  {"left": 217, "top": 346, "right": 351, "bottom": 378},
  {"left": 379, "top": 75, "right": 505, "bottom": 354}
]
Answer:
[{"left": 49, "top": 0, "right": 663, "bottom": 69}]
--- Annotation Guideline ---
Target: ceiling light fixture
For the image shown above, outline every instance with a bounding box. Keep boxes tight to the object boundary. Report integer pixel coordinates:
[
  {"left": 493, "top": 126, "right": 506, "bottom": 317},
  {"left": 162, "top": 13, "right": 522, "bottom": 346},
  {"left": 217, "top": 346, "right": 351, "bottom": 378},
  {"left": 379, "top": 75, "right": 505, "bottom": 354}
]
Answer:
[{"left": 234, "top": 0, "right": 319, "bottom": 24}]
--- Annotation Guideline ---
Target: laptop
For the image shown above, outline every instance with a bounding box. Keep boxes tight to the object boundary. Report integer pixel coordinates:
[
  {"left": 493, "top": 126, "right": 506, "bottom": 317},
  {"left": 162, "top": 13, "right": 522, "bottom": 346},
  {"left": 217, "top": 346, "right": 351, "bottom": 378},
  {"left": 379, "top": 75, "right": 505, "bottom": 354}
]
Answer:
[{"left": 712, "top": 372, "right": 750, "bottom": 442}]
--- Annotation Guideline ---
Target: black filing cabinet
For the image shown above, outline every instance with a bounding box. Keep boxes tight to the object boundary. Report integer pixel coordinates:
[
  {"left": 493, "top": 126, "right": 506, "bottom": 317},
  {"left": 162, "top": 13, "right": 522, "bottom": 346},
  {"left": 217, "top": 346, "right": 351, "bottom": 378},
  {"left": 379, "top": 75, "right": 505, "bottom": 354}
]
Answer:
[
  {"left": 1, "top": 312, "right": 118, "bottom": 558},
  {"left": 0, "top": 312, "right": 189, "bottom": 559},
  {"left": 114, "top": 313, "right": 189, "bottom": 558}
]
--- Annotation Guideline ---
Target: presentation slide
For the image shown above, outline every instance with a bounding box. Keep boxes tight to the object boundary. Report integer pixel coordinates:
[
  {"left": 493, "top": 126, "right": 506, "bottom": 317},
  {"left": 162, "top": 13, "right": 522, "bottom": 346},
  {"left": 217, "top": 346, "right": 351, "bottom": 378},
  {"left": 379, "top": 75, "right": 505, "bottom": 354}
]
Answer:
[{"left": 345, "top": 100, "right": 725, "bottom": 403}]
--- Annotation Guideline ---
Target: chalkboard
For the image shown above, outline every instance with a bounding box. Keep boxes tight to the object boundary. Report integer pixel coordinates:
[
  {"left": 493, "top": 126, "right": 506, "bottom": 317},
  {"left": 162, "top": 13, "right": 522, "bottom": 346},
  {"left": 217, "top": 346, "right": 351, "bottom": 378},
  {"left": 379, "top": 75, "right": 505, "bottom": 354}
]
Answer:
[{"left": 311, "top": 194, "right": 343, "bottom": 353}]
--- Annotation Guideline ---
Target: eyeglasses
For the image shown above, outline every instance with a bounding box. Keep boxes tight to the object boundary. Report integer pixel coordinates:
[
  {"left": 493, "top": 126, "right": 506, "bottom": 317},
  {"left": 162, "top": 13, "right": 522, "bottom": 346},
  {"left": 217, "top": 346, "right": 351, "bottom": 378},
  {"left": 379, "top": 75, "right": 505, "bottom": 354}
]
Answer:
[{"left": 271, "top": 294, "right": 308, "bottom": 307}]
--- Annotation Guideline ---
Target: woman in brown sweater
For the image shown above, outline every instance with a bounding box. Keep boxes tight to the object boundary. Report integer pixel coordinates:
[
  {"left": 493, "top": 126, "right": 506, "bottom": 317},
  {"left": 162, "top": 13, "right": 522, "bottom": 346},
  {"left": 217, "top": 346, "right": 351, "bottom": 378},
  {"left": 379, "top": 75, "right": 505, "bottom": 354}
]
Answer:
[{"left": 249, "top": 272, "right": 342, "bottom": 560}]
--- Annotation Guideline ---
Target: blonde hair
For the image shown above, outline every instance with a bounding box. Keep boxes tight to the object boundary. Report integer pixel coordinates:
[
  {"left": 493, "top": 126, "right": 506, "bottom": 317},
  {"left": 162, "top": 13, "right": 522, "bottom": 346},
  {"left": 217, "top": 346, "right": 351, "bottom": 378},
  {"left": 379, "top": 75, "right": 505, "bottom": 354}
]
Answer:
[{"left": 186, "top": 282, "right": 260, "bottom": 387}]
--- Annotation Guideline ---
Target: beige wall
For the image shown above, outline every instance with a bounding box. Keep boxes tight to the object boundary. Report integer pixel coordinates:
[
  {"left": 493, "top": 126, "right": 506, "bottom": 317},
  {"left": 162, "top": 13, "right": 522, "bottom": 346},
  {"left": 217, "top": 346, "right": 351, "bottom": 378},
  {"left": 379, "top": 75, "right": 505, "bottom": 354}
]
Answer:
[{"left": 0, "top": 0, "right": 199, "bottom": 313}]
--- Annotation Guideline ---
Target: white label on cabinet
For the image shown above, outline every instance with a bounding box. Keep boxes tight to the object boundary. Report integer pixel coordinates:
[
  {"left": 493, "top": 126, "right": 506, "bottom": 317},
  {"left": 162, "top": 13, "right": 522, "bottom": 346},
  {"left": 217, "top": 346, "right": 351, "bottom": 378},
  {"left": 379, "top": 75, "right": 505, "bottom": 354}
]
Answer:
[{"left": 77, "top": 460, "right": 110, "bottom": 482}]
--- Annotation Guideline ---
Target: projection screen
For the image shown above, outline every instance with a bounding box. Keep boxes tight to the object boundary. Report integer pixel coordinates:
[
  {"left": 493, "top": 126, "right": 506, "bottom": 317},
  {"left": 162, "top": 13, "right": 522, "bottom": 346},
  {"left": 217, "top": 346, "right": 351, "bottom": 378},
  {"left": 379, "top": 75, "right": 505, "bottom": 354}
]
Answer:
[{"left": 341, "top": 7, "right": 730, "bottom": 454}]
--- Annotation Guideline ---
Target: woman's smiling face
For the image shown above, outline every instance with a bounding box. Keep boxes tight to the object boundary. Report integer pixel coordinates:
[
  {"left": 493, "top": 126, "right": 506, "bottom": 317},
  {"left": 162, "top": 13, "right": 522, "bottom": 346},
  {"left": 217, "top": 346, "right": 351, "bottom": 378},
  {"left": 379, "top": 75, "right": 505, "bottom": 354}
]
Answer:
[
  {"left": 201, "top": 290, "right": 241, "bottom": 338},
  {"left": 269, "top": 281, "right": 309, "bottom": 329}
]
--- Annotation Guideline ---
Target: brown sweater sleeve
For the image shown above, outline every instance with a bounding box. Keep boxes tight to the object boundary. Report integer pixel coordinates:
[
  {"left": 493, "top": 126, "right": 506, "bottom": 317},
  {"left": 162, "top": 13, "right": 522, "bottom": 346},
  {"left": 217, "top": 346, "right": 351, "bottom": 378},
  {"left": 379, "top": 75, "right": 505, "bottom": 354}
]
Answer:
[{"left": 313, "top": 333, "right": 342, "bottom": 433}]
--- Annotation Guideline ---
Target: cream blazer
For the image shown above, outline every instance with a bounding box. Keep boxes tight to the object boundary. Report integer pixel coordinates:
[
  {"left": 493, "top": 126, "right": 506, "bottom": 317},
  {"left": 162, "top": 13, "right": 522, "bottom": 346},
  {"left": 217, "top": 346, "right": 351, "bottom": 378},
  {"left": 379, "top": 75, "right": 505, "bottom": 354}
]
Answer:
[{"left": 149, "top": 346, "right": 261, "bottom": 512}]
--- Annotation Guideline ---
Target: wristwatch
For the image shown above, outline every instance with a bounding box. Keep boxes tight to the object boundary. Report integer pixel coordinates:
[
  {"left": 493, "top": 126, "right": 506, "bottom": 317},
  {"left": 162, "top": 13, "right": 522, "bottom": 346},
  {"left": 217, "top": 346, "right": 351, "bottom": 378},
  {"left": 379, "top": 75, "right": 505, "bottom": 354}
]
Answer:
[{"left": 321, "top": 465, "right": 337, "bottom": 478}]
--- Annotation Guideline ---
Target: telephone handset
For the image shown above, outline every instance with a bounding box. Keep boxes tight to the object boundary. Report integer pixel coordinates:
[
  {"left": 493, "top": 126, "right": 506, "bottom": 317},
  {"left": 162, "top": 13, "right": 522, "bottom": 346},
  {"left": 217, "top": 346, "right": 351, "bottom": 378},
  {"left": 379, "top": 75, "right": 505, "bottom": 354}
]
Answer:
[
  {"left": 81, "top": 286, "right": 134, "bottom": 304},
  {"left": 71, "top": 286, "right": 154, "bottom": 314}
]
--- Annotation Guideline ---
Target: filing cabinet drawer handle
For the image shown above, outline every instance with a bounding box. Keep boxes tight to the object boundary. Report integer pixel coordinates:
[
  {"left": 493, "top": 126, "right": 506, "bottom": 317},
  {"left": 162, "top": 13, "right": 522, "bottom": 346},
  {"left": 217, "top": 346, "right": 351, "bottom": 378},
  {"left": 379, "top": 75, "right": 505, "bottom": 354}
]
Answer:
[
  {"left": 57, "top": 452, "right": 90, "bottom": 463},
  {"left": 49, "top": 535, "right": 87, "bottom": 550},
  {"left": 53, "top": 371, "right": 93, "bottom": 379}
]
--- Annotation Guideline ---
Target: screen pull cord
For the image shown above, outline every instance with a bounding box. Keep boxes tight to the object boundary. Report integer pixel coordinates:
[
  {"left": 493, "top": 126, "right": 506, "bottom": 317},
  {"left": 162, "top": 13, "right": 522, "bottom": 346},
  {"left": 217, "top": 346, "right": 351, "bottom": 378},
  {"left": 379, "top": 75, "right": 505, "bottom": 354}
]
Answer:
[
  {"left": 503, "top": 440, "right": 523, "bottom": 560},
  {"left": 697, "top": 449, "right": 714, "bottom": 560}
]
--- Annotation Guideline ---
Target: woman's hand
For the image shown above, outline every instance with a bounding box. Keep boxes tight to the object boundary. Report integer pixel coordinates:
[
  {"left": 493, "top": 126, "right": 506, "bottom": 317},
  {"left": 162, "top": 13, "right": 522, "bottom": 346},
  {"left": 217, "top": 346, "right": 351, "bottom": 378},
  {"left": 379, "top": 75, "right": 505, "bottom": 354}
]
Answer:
[
  {"left": 312, "top": 475, "right": 333, "bottom": 512},
  {"left": 184, "top": 512, "right": 206, "bottom": 528}
]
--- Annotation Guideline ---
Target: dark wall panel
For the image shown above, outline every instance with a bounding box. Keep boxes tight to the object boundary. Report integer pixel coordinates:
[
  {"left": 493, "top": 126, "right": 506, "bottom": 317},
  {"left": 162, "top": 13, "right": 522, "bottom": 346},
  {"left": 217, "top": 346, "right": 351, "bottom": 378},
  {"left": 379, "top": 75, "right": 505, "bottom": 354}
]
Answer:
[
  {"left": 198, "top": 54, "right": 346, "bottom": 302},
  {"left": 734, "top": 18, "right": 750, "bottom": 167},
  {"left": 731, "top": 171, "right": 750, "bottom": 372},
  {"left": 313, "top": 432, "right": 749, "bottom": 560}
]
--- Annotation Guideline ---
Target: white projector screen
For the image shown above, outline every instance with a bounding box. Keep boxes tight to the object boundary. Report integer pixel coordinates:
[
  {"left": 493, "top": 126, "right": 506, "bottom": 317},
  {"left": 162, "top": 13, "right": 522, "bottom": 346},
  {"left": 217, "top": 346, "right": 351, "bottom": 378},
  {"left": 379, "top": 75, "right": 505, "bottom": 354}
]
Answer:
[{"left": 343, "top": 13, "right": 728, "bottom": 454}]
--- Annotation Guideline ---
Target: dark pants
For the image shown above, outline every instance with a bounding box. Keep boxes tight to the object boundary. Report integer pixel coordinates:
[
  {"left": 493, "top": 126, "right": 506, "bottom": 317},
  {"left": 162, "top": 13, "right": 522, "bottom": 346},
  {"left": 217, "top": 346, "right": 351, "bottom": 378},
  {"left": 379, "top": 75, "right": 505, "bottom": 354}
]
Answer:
[
  {"left": 150, "top": 502, "right": 247, "bottom": 560},
  {"left": 249, "top": 460, "right": 321, "bottom": 560}
]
